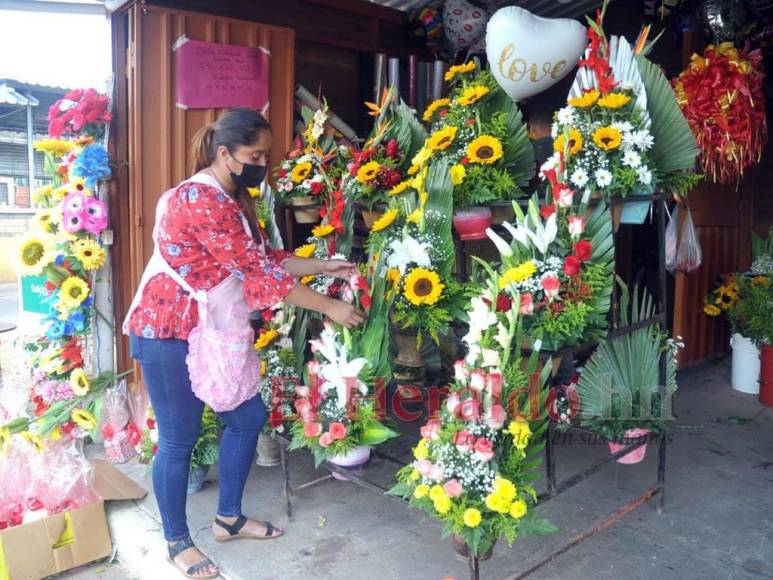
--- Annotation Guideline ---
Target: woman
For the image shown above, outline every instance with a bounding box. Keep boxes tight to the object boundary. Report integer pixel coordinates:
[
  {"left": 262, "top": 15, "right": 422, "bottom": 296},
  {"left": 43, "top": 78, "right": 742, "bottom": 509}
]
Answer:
[{"left": 125, "top": 108, "right": 364, "bottom": 579}]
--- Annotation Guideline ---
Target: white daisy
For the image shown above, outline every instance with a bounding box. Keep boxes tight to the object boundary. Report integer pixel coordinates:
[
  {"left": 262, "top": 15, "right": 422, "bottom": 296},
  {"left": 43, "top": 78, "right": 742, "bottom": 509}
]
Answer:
[
  {"left": 570, "top": 168, "right": 590, "bottom": 188},
  {"left": 550, "top": 123, "right": 559, "bottom": 139},
  {"left": 595, "top": 168, "right": 613, "bottom": 188},
  {"left": 622, "top": 150, "right": 642, "bottom": 168},
  {"left": 624, "top": 129, "right": 654, "bottom": 151},
  {"left": 612, "top": 121, "right": 634, "bottom": 133},
  {"left": 637, "top": 166, "right": 653, "bottom": 185},
  {"left": 556, "top": 106, "right": 576, "bottom": 126},
  {"left": 539, "top": 152, "right": 560, "bottom": 177}
]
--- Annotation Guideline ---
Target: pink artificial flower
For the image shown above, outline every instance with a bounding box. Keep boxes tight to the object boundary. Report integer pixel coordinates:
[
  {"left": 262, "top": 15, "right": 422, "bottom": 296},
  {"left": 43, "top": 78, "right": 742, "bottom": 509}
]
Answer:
[
  {"left": 420, "top": 419, "right": 442, "bottom": 441},
  {"left": 295, "top": 385, "right": 310, "bottom": 398},
  {"left": 307, "top": 360, "right": 321, "bottom": 377},
  {"left": 63, "top": 192, "right": 86, "bottom": 215},
  {"left": 454, "top": 431, "right": 475, "bottom": 453},
  {"left": 460, "top": 397, "right": 481, "bottom": 421},
  {"left": 303, "top": 422, "right": 323, "bottom": 438},
  {"left": 428, "top": 463, "right": 445, "bottom": 482},
  {"left": 446, "top": 392, "right": 462, "bottom": 417},
  {"left": 295, "top": 399, "right": 312, "bottom": 416},
  {"left": 319, "top": 432, "right": 334, "bottom": 448},
  {"left": 484, "top": 404, "right": 507, "bottom": 430},
  {"left": 443, "top": 479, "right": 464, "bottom": 498},
  {"left": 485, "top": 373, "right": 503, "bottom": 399},
  {"left": 82, "top": 198, "right": 108, "bottom": 235},
  {"left": 567, "top": 215, "right": 587, "bottom": 238},
  {"left": 541, "top": 275, "right": 561, "bottom": 301},
  {"left": 416, "top": 459, "right": 434, "bottom": 477},
  {"left": 453, "top": 360, "right": 468, "bottom": 383},
  {"left": 62, "top": 210, "right": 84, "bottom": 233},
  {"left": 470, "top": 369, "right": 486, "bottom": 391},
  {"left": 473, "top": 438, "right": 495, "bottom": 463},
  {"left": 555, "top": 185, "right": 575, "bottom": 208},
  {"left": 520, "top": 293, "right": 535, "bottom": 315},
  {"left": 329, "top": 422, "right": 347, "bottom": 440}
]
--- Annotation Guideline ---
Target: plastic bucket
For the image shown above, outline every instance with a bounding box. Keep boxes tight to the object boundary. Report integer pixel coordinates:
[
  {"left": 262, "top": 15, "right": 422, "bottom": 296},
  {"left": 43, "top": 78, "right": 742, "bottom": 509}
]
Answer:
[{"left": 730, "top": 333, "right": 761, "bottom": 395}]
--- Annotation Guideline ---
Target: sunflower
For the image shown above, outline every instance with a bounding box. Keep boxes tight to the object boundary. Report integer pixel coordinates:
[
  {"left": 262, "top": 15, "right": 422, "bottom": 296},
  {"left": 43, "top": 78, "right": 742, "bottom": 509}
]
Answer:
[
  {"left": 444, "top": 61, "right": 476, "bottom": 82},
  {"left": 35, "top": 138, "right": 76, "bottom": 158},
  {"left": 294, "top": 243, "right": 317, "bottom": 258},
  {"left": 751, "top": 276, "right": 770, "bottom": 288},
  {"left": 312, "top": 224, "right": 335, "bottom": 238},
  {"left": 32, "top": 185, "right": 54, "bottom": 205},
  {"left": 389, "top": 180, "right": 413, "bottom": 196},
  {"left": 411, "top": 147, "right": 433, "bottom": 169},
  {"left": 553, "top": 128, "right": 584, "bottom": 156},
  {"left": 255, "top": 329, "right": 279, "bottom": 350},
  {"left": 71, "top": 408, "right": 97, "bottom": 430},
  {"left": 34, "top": 210, "right": 57, "bottom": 233},
  {"left": 20, "top": 431, "right": 45, "bottom": 452},
  {"left": 703, "top": 303, "right": 721, "bottom": 316},
  {"left": 356, "top": 161, "right": 381, "bottom": 183},
  {"left": 406, "top": 208, "right": 423, "bottom": 224},
  {"left": 70, "top": 368, "right": 91, "bottom": 396},
  {"left": 718, "top": 289, "right": 738, "bottom": 309},
  {"left": 592, "top": 127, "right": 623, "bottom": 151},
  {"left": 74, "top": 240, "right": 106, "bottom": 271},
  {"left": 456, "top": 84, "right": 490, "bottom": 106},
  {"left": 426, "top": 126, "right": 458, "bottom": 152},
  {"left": 371, "top": 208, "right": 398, "bottom": 232},
  {"left": 467, "top": 135, "right": 503, "bottom": 165},
  {"left": 17, "top": 234, "right": 52, "bottom": 275},
  {"left": 407, "top": 165, "right": 419, "bottom": 176},
  {"left": 291, "top": 161, "right": 313, "bottom": 183},
  {"left": 568, "top": 89, "right": 600, "bottom": 108},
  {"left": 500, "top": 261, "right": 537, "bottom": 287},
  {"left": 52, "top": 184, "right": 71, "bottom": 200},
  {"left": 422, "top": 98, "right": 451, "bottom": 122},
  {"left": 598, "top": 92, "right": 632, "bottom": 109},
  {"left": 59, "top": 276, "right": 90, "bottom": 310},
  {"left": 404, "top": 268, "right": 444, "bottom": 306},
  {"left": 450, "top": 164, "right": 466, "bottom": 186}
]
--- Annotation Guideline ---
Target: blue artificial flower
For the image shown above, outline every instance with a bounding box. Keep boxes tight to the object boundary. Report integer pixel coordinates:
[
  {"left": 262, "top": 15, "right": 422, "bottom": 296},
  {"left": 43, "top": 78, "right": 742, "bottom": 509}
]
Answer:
[
  {"left": 45, "top": 319, "right": 66, "bottom": 341},
  {"left": 82, "top": 296, "right": 94, "bottom": 309},
  {"left": 71, "top": 144, "right": 111, "bottom": 189},
  {"left": 55, "top": 254, "right": 65, "bottom": 266},
  {"left": 67, "top": 310, "right": 86, "bottom": 333}
]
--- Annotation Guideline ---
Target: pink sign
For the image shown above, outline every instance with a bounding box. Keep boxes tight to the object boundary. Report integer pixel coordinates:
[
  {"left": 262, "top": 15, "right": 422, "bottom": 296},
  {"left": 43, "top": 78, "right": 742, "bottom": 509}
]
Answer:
[{"left": 174, "top": 37, "right": 270, "bottom": 111}]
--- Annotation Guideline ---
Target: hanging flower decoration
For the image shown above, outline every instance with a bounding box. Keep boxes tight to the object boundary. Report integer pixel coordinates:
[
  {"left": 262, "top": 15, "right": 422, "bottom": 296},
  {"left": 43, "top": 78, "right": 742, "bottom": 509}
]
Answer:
[
  {"left": 48, "top": 88, "right": 112, "bottom": 139},
  {"left": 672, "top": 42, "right": 768, "bottom": 184}
]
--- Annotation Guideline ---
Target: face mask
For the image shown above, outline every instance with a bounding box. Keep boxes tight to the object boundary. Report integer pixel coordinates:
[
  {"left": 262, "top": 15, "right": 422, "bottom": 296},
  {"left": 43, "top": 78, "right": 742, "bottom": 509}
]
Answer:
[{"left": 229, "top": 157, "right": 268, "bottom": 189}]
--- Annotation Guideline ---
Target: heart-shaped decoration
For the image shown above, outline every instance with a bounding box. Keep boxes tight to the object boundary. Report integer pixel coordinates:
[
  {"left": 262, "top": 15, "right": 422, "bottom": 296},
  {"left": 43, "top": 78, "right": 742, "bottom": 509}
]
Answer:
[
  {"left": 486, "top": 6, "right": 587, "bottom": 101},
  {"left": 443, "top": 0, "right": 488, "bottom": 53}
]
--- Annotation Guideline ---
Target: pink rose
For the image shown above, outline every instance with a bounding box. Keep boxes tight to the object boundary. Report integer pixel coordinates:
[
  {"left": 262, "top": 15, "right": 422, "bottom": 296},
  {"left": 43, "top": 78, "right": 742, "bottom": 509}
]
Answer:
[
  {"left": 446, "top": 392, "right": 462, "bottom": 417},
  {"left": 484, "top": 404, "right": 507, "bottom": 430},
  {"left": 428, "top": 464, "right": 445, "bottom": 482},
  {"left": 567, "top": 215, "right": 586, "bottom": 239},
  {"left": 460, "top": 397, "right": 481, "bottom": 421},
  {"left": 443, "top": 479, "right": 464, "bottom": 498},
  {"left": 453, "top": 360, "right": 468, "bottom": 383},
  {"left": 485, "top": 373, "right": 503, "bottom": 400},
  {"left": 555, "top": 185, "right": 574, "bottom": 208},
  {"left": 295, "top": 386, "right": 310, "bottom": 398},
  {"left": 470, "top": 369, "right": 485, "bottom": 391},
  {"left": 329, "top": 422, "right": 347, "bottom": 441},
  {"left": 416, "top": 459, "right": 434, "bottom": 477},
  {"left": 295, "top": 399, "right": 312, "bottom": 416},
  {"left": 473, "top": 438, "right": 495, "bottom": 463},
  {"left": 303, "top": 422, "right": 322, "bottom": 438},
  {"left": 454, "top": 431, "right": 475, "bottom": 453},
  {"left": 541, "top": 275, "right": 561, "bottom": 301},
  {"left": 520, "top": 293, "right": 535, "bottom": 315},
  {"left": 319, "top": 432, "right": 334, "bottom": 448},
  {"left": 420, "top": 419, "right": 442, "bottom": 441}
]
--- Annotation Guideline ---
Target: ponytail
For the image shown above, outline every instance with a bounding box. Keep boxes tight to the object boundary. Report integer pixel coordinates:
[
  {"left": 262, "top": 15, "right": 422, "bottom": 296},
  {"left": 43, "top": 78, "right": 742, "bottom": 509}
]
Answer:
[{"left": 191, "top": 124, "right": 216, "bottom": 173}]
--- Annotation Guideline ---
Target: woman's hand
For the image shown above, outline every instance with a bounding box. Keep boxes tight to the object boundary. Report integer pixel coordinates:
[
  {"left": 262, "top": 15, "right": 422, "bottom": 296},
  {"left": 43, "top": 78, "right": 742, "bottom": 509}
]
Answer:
[
  {"left": 321, "top": 259, "right": 358, "bottom": 280},
  {"left": 324, "top": 300, "right": 366, "bottom": 329}
]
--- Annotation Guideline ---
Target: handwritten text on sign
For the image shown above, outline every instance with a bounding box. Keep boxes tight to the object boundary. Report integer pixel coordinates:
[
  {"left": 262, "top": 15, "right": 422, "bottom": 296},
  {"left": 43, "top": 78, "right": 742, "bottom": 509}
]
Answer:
[{"left": 175, "top": 38, "right": 269, "bottom": 111}]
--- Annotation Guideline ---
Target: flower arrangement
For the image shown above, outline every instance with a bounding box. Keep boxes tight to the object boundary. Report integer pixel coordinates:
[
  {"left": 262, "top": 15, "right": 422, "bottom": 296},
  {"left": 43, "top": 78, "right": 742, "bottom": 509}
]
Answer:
[
  {"left": 418, "top": 63, "right": 534, "bottom": 209},
  {"left": 48, "top": 88, "right": 112, "bottom": 140},
  {"left": 191, "top": 406, "right": 225, "bottom": 472},
  {"left": 135, "top": 414, "right": 158, "bottom": 464},
  {"left": 704, "top": 271, "right": 772, "bottom": 347},
  {"left": 673, "top": 42, "right": 767, "bottom": 185},
  {"left": 390, "top": 266, "right": 556, "bottom": 557}
]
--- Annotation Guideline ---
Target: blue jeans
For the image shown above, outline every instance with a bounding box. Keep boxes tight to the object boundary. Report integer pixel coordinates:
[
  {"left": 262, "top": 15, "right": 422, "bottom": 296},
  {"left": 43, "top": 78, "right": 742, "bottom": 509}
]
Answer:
[{"left": 129, "top": 335, "right": 266, "bottom": 541}]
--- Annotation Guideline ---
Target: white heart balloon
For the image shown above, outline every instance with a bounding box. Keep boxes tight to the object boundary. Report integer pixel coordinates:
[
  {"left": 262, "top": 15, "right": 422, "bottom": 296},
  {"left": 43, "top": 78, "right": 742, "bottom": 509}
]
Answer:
[{"left": 486, "top": 6, "right": 587, "bottom": 102}]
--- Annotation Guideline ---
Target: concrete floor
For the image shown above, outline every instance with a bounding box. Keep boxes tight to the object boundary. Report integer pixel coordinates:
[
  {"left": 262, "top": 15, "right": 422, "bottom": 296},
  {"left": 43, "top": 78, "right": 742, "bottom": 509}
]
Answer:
[{"left": 49, "top": 358, "right": 773, "bottom": 579}]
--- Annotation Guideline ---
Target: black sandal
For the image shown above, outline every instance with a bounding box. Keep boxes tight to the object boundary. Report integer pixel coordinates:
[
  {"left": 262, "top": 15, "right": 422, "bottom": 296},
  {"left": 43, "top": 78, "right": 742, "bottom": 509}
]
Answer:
[
  {"left": 167, "top": 536, "right": 219, "bottom": 579},
  {"left": 213, "top": 515, "right": 283, "bottom": 542}
]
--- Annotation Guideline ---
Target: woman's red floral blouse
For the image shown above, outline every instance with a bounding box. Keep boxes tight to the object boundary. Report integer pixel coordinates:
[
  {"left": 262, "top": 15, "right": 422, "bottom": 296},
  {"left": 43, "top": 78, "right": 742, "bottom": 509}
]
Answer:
[{"left": 126, "top": 182, "right": 296, "bottom": 340}]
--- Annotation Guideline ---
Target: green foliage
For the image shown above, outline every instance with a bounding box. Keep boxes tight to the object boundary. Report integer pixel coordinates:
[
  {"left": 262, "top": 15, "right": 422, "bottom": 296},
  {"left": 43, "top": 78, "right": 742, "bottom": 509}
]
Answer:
[
  {"left": 752, "top": 228, "right": 773, "bottom": 259},
  {"left": 190, "top": 406, "right": 224, "bottom": 471},
  {"left": 393, "top": 300, "right": 454, "bottom": 345},
  {"left": 454, "top": 164, "right": 519, "bottom": 208},
  {"left": 425, "top": 158, "right": 455, "bottom": 278},
  {"left": 535, "top": 302, "right": 592, "bottom": 351},
  {"left": 734, "top": 278, "right": 773, "bottom": 346}
]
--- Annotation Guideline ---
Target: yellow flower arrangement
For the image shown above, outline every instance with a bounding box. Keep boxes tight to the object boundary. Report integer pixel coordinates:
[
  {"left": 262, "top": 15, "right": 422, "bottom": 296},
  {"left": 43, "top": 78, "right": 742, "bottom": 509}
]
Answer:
[
  {"left": 17, "top": 234, "right": 51, "bottom": 275},
  {"left": 463, "top": 508, "right": 482, "bottom": 528},
  {"left": 484, "top": 492, "right": 511, "bottom": 514},
  {"left": 414, "top": 438, "right": 429, "bottom": 460},
  {"left": 507, "top": 420, "right": 532, "bottom": 450},
  {"left": 554, "top": 128, "right": 584, "bottom": 156},
  {"left": 404, "top": 268, "right": 444, "bottom": 306},
  {"left": 291, "top": 161, "right": 313, "bottom": 183},
  {"left": 255, "top": 329, "right": 279, "bottom": 351},
  {"left": 429, "top": 485, "right": 447, "bottom": 502},
  {"left": 500, "top": 261, "right": 537, "bottom": 288},
  {"left": 433, "top": 495, "right": 452, "bottom": 514},
  {"left": 59, "top": 276, "right": 90, "bottom": 310},
  {"left": 422, "top": 98, "right": 451, "bottom": 122},
  {"left": 492, "top": 477, "right": 517, "bottom": 502},
  {"left": 592, "top": 127, "right": 623, "bottom": 151},
  {"left": 414, "top": 484, "right": 430, "bottom": 499},
  {"left": 312, "top": 224, "right": 335, "bottom": 238},
  {"left": 450, "top": 164, "right": 466, "bottom": 186},
  {"left": 34, "top": 138, "right": 76, "bottom": 158},
  {"left": 74, "top": 240, "right": 106, "bottom": 271},
  {"left": 294, "top": 243, "right": 317, "bottom": 258},
  {"left": 444, "top": 61, "right": 476, "bottom": 82},
  {"left": 34, "top": 210, "right": 57, "bottom": 234},
  {"left": 356, "top": 161, "right": 381, "bottom": 183},
  {"left": 509, "top": 498, "right": 528, "bottom": 519},
  {"left": 389, "top": 180, "right": 413, "bottom": 196},
  {"left": 467, "top": 135, "right": 503, "bottom": 165},
  {"left": 598, "top": 92, "right": 632, "bottom": 109},
  {"left": 371, "top": 208, "right": 398, "bottom": 232},
  {"left": 427, "top": 126, "right": 458, "bottom": 152},
  {"left": 70, "top": 368, "right": 90, "bottom": 396},
  {"left": 568, "top": 89, "right": 600, "bottom": 108},
  {"left": 71, "top": 409, "right": 97, "bottom": 431},
  {"left": 456, "top": 84, "right": 490, "bottom": 106}
]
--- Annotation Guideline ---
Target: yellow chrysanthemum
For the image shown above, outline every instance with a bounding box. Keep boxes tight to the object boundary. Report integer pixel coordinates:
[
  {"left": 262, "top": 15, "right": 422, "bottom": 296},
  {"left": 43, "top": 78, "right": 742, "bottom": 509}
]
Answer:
[
  {"left": 433, "top": 495, "right": 452, "bottom": 514},
  {"left": 450, "top": 164, "right": 466, "bottom": 186},
  {"left": 17, "top": 234, "right": 52, "bottom": 275},
  {"left": 32, "top": 185, "right": 54, "bottom": 205},
  {"left": 598, "top": 92, "right": 632, "bottom": 109},
  {"left": 291, "top": 161, "right": 313, "bottom": 183},
  {"left": 457, "top": 84, "right": 490, "bottom": 106},
  {"left": 414, "top": 438, "right": 429, "bottom": 460},
  {"left": 444, "top": 61, "right": 476, "bottom": 82},
  {"left": 592, "top": 127, "right": 623, "bottom": 151},
  {"left": 467, "top": 135, "right": 503, "bottom": 165},
  {"left": 500, "top": 261, "right": 537, "bottom": 288},
  {"left": 300, "top": 275, "right": 315, "bottom": 285},
  {"left": 404, "top": 268, "right": 444, "bottom": 306},
  {"left": 411, "top": 147, "right": 433, "bottom": 169},
  {"left": 407, "top": 209, "right": 423, "bottom": 225},
  {"left": 509, "top": 498, "right": 528, "bottom": 519},
  {"left": 70, "top": 368, "right": 91, "bottom": 397},
  {"left": 414, "top": 484, "right": 430, "bottom": 499},
  {"left": 371, "top": 208, "right": 398, "bottom": 232},
  {"left": 493, "top": 477, "right": 517, "bottom": 502},
  {"left": 427, "top": 126, "right": 458, "bottom": 152},
  {"left": 389, "top": 180, "right": 412, "bottom": 196},
  {"left": 35, "top": 138, "right": 76, "bottom": 158},
  {"left": 74, "top": 240, "right": 106, "bottom": 271},
  {"left": 507, "top": 419, "right": 532, "bottom": 449},
  {"left": 429, "top": 484, "right": 448, "bottom": 502},
  {"left": 294, "top": 244, "right": 317, "bottom": 258},
  {"left": 59, "top": 276, "right": 90, "bottom": 310},
  {"left": 463, "top": 508, "right": 482, "bottom": 528},
  {"left": 485, "top": 492, "right": 511, "bottom": 514},
  {"left": 422, "top": 98, "right": 451, "bottom": 122},
  {"left": 312, "top": 224, "right": 335, "bottom": 238},
  {"left": 356, "top": 161, "right": 381, "bottom": 184},
  {"left": 553, "top": 128, "right": 584, "bottom": 156},
  {"left": 255, "top": 329, "right": 279, "bottom": 351},
  {"left": 71, "top": 409, "right": 97, "bottom": 431},
  {"left": 568, "top": 89, "right": 600, "bottom": 108},
  {"left": 703, "top": 304, "right": 721, "bottom": 316},
  {"left": 20, "top": 431, "right": 45, "bottom": 452}
]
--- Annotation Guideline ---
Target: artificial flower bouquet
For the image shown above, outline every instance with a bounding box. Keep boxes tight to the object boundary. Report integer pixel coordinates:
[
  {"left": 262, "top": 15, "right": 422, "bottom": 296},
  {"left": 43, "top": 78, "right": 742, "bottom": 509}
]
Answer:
[
  {"left": 48, "top": 88, "right": 112, "bottom": 140},
  {"left": 390, "top": 272, "right": 556, "bottom": 557},
  {"left": 418, "top": 62, "right": 534, "bottom": 209}
]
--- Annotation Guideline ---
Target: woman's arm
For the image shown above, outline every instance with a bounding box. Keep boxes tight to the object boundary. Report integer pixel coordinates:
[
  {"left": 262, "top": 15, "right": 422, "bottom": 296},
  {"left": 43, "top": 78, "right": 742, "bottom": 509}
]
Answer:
[
  {"left": 282, "top": 284, "right": 365, "bottom": 328},
  {"left": 282, "top": 257, "right": 357, "bottom": 279}
]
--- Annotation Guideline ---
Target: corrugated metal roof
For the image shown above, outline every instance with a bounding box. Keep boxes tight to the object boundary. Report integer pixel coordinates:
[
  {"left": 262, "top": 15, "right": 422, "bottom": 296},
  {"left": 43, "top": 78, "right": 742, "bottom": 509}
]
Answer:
[
  {"left": 364, "top": 0, "right": 602, "bottom": 19},
  {"left": 0, "top": 84, "right": 40, "bottom": 107}
]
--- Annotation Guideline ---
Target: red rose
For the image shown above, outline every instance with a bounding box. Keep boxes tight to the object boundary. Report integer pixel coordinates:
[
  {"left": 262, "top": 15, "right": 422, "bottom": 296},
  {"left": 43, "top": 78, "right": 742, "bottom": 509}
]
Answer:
[
  {"left": 329, "top": 422, "right": 348, "bottom": 440},
  {"left": 303, "top": 421, "right": 323, "bottom": 438},
  {"left": 564, "top": 255, "right": 581, "bottom": 277},
  {"left": 277, "top": 168, "right": 288, "bottom": 178},
  {"left": 438, "top": 109, "right": 449, "bottom": 118},
  {"left": 520, "top": 292, "right": 535, "bottom": 315},
  {"left": 460, "top": 156, "right": 469, "bottom": 165},
  {"left": 454, "top": 430, "right": 475, "bottom": 453},
  {"left": 496, "top": 293, "right": 512, "bottom": 312},
  {"left": 319, "top": 432, "right": 334, "bottom": 448},
  {"left": 385, "top": 139, "right": 400, "bottom": 159},
  {"left": 573, "top": 240, "right": 593, "bottom": 262},
  {"left": 61, "top": 421, "right": 75, "bottom": 434},
  {"left": 540, "top": 204, "right": 556, "bottom": 219},
  {"left": 310, "top": 181, "right": 324, "bottom": 196},
  {"left": 420, "top": 418, "right": 442, "bottom": 441},
  {"left": 127, "top": 423, "right": 142, "bottom": 446},
  {"left": 261, "top": 309, "right": 275, "bottom": 323},
  {"left": 146, "top": 418, "right": 156, "bottom": 430}
]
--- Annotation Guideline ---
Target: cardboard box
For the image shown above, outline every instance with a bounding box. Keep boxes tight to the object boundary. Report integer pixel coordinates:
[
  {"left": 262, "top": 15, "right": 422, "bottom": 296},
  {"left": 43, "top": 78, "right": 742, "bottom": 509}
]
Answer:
[{"left": 0, "top": 460, "right": 147, "bottom": 580}]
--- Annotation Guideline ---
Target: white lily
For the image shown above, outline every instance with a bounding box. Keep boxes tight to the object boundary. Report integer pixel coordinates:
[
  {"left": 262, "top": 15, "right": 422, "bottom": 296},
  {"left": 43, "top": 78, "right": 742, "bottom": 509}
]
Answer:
[
  {"left": 501, "top": 221, "right": 531, "bottom": 248},
  {"left": 495, "top": 322, "right": 511, "bottom": 351},
  {"left": 465, "top": 343, "right": 482, "bottom": 367},
  {"left": 481, "top": 348, "right": 502, "bottom": 368},
  {"left": 321, "top": 356, "right": 369, "bottom": 409},
  {"left": 485, "top": 228, "right": 513, "bottom": 258},
  {"left": 468, "top": 296, "right": 498, "bottom": 332},
  {"left": 525, "top": 212, "right": 557, "bottom": 255},
  {"left": 387, "top": 235, "right": 431, "bottom": 274}
]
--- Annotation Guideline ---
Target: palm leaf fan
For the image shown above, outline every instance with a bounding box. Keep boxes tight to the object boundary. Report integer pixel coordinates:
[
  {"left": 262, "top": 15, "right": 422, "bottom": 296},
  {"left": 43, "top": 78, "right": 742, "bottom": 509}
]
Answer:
[
  {"left": 482, "top": 88, "right": 535, "bottom": 187},
  {"left": 424, "top": 158, "right": 455, "bottom": 279}
]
